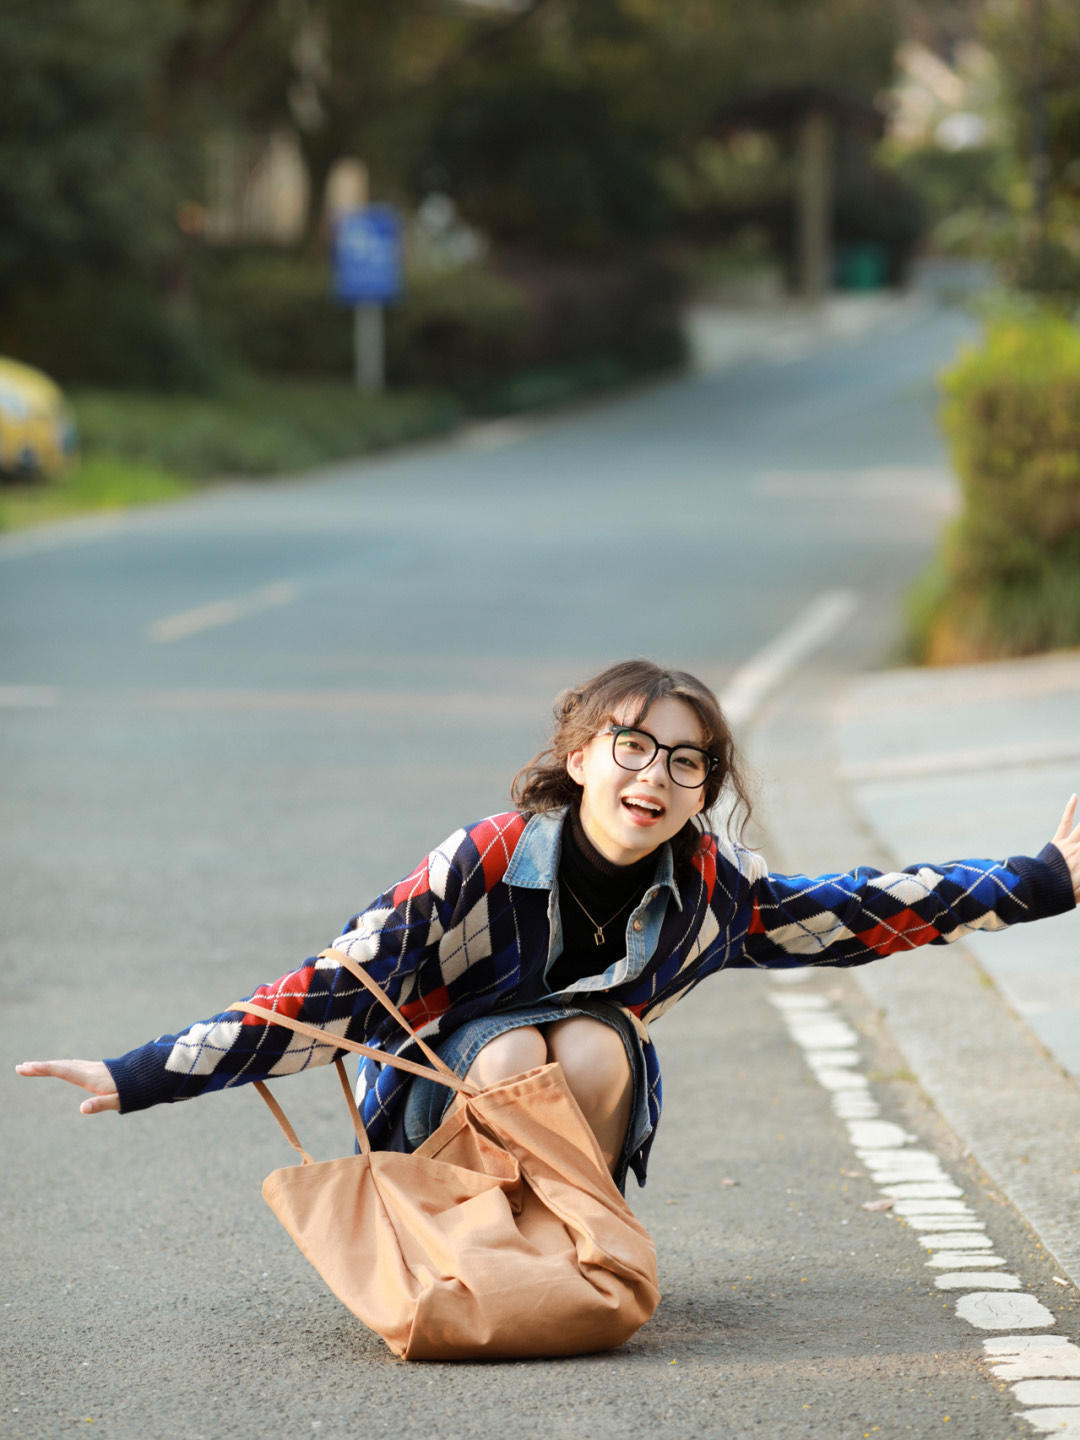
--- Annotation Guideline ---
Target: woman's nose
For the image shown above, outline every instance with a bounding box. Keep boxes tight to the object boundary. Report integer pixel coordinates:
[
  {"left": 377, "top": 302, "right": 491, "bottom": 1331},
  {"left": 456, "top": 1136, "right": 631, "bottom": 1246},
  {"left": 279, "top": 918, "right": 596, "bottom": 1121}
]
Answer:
[{"left": 638, "top": 750, "right": 668, "bottom": 781}]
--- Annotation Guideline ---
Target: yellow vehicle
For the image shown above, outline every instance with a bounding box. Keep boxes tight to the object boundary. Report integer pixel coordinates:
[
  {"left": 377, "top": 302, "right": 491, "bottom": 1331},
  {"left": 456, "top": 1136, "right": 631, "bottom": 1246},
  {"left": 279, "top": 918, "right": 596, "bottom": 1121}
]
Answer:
[{"left": 0, "top": 357, "right": 78, "bottom": 479}]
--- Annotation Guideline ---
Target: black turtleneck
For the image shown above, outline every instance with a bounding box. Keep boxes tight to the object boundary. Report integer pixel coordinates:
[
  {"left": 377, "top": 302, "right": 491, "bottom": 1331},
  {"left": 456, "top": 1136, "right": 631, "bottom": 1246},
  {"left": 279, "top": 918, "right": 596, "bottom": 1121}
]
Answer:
[{"left": 547, "top": 805, "right": 656, "bottom": 992}]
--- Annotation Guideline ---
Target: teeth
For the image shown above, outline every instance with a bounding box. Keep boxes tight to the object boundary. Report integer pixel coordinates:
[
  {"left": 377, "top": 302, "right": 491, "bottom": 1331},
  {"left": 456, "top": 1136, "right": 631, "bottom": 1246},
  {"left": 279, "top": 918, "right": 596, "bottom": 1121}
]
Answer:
[{"left": 626, "top": 798, "right": 662, "bottom": 814}]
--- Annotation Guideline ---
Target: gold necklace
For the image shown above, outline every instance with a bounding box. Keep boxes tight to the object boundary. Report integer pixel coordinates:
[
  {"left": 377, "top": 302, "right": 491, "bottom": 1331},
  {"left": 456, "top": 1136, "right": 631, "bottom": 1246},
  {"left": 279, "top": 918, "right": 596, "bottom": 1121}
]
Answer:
[{"left": 560, "top": 878, "right": 639, "bottom": 948}]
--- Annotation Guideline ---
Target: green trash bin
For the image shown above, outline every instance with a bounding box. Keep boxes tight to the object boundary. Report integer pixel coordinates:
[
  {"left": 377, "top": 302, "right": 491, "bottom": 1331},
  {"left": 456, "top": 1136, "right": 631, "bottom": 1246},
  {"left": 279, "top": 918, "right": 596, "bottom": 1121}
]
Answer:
[{"left": 837, "top": 244, "right": 888, "bottom": 291}]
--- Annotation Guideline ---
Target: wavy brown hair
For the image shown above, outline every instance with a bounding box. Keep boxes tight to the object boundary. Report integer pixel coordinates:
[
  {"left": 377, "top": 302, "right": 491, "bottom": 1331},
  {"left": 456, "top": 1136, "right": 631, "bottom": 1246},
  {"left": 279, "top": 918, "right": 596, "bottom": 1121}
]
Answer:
[{"left": 511, "top": 659, "right": 753, "bottom": 865}]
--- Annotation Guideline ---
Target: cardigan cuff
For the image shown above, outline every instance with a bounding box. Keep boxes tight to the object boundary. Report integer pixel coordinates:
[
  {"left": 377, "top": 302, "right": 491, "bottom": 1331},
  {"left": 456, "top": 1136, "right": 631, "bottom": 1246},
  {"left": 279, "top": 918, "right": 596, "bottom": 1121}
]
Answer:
[
  {"left": 1010, "top": 842, "right": 1077, "bottom": 920},
  {"left": 105, "top": 1045, "right": 185, "bottom": 1114}
]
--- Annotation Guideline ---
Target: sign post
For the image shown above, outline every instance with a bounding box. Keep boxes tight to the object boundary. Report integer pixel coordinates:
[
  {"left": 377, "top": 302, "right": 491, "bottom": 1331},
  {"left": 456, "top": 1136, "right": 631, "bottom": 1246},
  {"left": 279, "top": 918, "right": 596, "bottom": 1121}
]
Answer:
[{"left": 331, "top": 206, "right": 402, "bottom": 392}]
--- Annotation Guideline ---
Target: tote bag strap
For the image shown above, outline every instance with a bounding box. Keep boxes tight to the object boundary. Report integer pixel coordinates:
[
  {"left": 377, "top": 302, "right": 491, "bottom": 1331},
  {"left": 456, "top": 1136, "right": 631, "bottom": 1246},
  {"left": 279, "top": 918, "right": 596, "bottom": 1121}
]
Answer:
[
  {"left": 316, "top": 947, "right": 459, "bottom": 1080},
  {"left": 252, "top": 1058, "right": 371, "bottom": 1161},
  {"left": 230, "top": 999, "right": 476, "bottom": 1095},
  {"left": 231, "top": 950, "right": 478, "bottom": 1158}
]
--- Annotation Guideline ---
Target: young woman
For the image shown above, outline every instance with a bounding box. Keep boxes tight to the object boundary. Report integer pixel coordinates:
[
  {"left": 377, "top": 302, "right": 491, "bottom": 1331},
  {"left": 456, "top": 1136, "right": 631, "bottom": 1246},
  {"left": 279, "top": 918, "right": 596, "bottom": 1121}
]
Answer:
[{"left": 16, "top": 659, "right": 1080, "bottom": 1192}]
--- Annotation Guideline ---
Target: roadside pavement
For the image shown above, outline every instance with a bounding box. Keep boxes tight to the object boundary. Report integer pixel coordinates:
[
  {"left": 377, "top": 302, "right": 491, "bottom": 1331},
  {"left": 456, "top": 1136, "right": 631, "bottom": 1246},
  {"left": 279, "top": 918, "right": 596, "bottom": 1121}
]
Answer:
[
  {"left": 834, "top": 651, "right": 1080, "bottom": 1290},
  {"left": 838, "top": 650, "right": 1080, "bottom": 1086},
  {"left": 753, "top": 637, "right": 1080, "bottom": 1290},
  {"left": 684, "top": 288, "right": 927, "bottom": 373}
]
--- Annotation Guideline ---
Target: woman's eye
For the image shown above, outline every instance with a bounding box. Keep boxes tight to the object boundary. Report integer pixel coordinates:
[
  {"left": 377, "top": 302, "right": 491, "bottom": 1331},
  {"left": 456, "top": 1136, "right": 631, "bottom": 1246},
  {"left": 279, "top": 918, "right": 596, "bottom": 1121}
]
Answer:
[{"left": 674, "top": 753, "right": 705, "bottom": 773}]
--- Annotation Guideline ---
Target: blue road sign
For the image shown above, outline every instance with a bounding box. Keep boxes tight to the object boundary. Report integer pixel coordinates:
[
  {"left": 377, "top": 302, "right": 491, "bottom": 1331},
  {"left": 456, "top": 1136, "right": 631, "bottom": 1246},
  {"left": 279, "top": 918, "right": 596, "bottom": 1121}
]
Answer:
[{"left": 332, "top": 206, "right": 402, "bottom": 305}]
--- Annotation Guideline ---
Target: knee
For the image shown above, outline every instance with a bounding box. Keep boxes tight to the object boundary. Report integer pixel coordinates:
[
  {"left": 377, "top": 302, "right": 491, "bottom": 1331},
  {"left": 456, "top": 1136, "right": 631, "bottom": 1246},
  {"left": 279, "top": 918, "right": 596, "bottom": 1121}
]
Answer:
[
  {"left": 546, "top": 1018, "right": 630, "bottom": 1108},
  {"left": 465, "top": 1026, "right": 548, "bottom": 1088}
]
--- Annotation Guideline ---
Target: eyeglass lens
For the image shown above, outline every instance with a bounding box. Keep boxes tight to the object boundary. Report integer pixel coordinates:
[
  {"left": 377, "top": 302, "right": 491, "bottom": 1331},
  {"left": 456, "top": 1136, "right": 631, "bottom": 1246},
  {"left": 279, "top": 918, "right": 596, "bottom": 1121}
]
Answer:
[{"left": 610, "top": 728, "right": 711, "bottom": 787}]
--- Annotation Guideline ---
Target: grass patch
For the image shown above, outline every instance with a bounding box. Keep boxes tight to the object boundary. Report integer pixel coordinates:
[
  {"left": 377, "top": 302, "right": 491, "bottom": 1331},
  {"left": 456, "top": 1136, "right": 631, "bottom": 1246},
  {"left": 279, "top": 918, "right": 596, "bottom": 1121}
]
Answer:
[
  {"left": 71, "top": 380, "right": 464, "bottom": 480},
  {"left": 0, "top": 457, "right": 192, "bottom": 532},
  {"left": 0, "top": 379, "right": 465, "bottom": 533}
]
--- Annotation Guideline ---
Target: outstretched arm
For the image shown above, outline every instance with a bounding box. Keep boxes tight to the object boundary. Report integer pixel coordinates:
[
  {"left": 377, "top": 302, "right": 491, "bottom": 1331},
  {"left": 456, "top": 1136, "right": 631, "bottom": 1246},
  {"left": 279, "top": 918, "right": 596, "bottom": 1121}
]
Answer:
[
  {"left": 737, "top": 795, "right": 1078, "bottom": 972},
  {"left": 14, "top": 813, "right": 525, "bottom": 1119},
  {"left": 15, "top": 1059, "right": 119, "bottom": 1115},
  {"left": 1050, "top": 794, "right": 1080, "bottom": 901}
]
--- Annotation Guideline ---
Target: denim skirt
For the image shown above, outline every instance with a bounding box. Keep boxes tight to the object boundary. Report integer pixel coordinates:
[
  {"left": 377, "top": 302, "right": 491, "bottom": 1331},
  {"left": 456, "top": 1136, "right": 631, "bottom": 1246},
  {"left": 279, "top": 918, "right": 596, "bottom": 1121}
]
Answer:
[{"left": 401, "top": 998, "right": 651, "bottom": 1194}]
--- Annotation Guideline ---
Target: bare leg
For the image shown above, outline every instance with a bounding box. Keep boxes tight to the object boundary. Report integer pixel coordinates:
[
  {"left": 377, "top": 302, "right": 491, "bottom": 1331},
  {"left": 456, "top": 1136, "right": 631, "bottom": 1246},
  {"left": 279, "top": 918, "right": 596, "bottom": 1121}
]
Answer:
[{"left": 545, "top": 1017, "right": 633, "bottom": 1175}]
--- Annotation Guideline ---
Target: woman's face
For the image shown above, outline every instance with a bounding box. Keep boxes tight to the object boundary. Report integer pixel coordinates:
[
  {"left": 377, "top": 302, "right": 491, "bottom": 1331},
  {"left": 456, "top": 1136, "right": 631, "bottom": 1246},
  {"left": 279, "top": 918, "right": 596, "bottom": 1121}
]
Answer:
[{"left": 566, "top": 695, "right": 707, "bottom": 865}]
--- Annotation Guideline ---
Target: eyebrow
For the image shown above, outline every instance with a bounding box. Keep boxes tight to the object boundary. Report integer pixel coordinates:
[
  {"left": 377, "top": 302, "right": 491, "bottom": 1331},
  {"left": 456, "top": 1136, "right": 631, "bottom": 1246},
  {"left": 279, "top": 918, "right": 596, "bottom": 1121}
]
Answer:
[{"left": 612, "top": 723, "right": 709, "bottom": 750}]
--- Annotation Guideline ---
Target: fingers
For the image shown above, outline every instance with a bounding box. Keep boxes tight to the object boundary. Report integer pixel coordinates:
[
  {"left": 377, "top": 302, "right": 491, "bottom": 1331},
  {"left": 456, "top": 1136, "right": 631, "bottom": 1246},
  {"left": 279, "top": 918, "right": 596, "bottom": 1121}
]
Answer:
[
  {"left": 15, "top": 1058, "right": 119, "bottom": 1113},
  {"left": 1048, "top": 794, "right": 1080, "bottom": 903},
  {"left": 1056, "top": 793, "right": 1080, "bottom": 842},
  {"left": 80, "top": 1091, "right": 121, "bottom": 1115}
]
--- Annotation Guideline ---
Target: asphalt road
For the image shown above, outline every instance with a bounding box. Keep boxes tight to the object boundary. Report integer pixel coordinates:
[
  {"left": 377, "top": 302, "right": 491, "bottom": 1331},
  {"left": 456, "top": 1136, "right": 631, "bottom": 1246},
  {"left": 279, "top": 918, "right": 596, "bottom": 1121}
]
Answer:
[{"left": 6, "top": 301, "right": 1070, "bottom": 1439}]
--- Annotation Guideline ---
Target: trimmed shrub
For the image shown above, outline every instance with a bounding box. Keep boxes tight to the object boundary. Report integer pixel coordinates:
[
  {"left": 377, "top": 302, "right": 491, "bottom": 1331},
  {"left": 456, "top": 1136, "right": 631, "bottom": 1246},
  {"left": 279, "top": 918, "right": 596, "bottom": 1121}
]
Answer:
[
  {"left": 910, "top": 313, "right": 1080, "bottom": 662},
  {"left": 191, "top": 247, "right": 685, "bottom": 391},
  {"left": 385, "top": 265, "right": 530, "bottom": 387},
  {"left": 194, "top": 251, "right": 353, "bottom": 379}
]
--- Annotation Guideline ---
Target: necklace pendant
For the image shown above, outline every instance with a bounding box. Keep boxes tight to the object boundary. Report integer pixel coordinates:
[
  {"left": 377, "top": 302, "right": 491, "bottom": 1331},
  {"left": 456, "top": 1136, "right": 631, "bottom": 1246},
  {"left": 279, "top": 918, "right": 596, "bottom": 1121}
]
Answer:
[{"left": 593, "top": 927, "right": 605, "bottom": 947}]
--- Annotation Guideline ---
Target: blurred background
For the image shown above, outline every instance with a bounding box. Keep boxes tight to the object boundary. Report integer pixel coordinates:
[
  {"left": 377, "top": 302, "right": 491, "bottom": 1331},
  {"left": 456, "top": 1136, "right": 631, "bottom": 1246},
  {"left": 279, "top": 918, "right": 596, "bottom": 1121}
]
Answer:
[{"left": 1, "top": 0, "right": 1079, "bottom": 660}]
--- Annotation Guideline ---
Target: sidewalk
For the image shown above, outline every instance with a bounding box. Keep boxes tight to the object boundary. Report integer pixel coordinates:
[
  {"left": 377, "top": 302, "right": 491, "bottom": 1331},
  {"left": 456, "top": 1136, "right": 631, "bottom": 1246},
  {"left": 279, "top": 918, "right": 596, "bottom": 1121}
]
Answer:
[
  {"left": 684, "top": 289, "right": 926, "bottom": 372},
  {"left": 831, "top": 650, "right": 1080, "bottom": 1286},
  {"left": 835, "top": 650, "right": 1080, "bottom": 1084}
]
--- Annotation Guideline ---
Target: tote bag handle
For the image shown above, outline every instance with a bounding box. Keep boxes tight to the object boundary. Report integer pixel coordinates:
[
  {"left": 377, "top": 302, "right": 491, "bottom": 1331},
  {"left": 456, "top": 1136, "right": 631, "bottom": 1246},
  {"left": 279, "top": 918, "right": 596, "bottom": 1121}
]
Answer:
[
  {"left": 231, "top": 949, "right": 478, "bottom": 1157},
  {"left": 230, "top": 998, "right": 475, "bottom": 1093},
  {"left": 248, "top": 1056, "right": 372, "bottom": 1161}
]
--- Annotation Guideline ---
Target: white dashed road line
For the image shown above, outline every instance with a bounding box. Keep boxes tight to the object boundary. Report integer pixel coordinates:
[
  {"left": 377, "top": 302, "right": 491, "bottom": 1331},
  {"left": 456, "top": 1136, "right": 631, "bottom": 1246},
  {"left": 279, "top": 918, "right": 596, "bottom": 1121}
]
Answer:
[
  {"left": 770, "top": 979, "right": 1080, "bottom": 1435},
  {"left": 146, "top": 580, "right": 299, "bottom": 643},
  {"left": 0, "top": 686, "right": 59, "bottom": 707}
]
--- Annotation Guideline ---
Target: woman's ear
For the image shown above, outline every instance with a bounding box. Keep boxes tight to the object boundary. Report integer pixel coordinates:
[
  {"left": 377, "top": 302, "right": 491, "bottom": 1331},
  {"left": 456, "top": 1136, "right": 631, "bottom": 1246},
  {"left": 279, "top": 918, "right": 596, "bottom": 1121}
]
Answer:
[{"left": 566, "top": 747, "right": 586, "bottom": 787}]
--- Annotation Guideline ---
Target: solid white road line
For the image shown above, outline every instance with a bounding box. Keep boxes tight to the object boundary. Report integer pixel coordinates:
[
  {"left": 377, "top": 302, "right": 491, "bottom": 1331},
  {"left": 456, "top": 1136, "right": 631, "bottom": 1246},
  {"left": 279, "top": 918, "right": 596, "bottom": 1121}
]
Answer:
[{"left": 720, "top": 589, "right": 858, "bottom": 729}]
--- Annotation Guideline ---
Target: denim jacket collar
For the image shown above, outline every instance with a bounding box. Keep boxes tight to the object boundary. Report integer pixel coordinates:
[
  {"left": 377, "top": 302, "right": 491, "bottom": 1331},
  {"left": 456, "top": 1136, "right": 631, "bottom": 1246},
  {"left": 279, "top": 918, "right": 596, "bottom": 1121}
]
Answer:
[{"left": 505, "top": 807, "right": 681, "bottom": 908}]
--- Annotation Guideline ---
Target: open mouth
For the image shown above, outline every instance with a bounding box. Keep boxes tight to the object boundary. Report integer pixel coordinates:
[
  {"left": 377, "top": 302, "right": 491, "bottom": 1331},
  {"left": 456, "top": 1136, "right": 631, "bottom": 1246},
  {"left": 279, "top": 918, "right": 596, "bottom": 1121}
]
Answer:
[{"left": 621, "top": 795, "right": 665, "bottom": 820}]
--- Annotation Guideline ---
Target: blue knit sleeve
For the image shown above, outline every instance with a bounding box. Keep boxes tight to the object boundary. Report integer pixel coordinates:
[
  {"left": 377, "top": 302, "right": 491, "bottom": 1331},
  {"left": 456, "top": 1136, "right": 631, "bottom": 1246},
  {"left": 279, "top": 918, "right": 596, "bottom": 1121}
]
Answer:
[{"left": 735, "top": 842, "right": 1074, "bottom": 972}]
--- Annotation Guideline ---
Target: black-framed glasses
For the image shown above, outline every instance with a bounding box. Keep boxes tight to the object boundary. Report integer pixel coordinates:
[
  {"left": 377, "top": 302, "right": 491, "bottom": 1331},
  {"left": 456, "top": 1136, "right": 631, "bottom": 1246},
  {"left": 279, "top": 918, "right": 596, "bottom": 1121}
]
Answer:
[{"left": 605, "top": 726, "right": 717, "bottom": 788}]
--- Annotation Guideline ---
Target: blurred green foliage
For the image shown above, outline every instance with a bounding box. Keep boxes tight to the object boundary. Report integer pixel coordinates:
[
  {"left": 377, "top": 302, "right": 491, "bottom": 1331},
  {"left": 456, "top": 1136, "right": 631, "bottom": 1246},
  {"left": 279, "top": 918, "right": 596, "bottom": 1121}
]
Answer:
[
  {"left": 189, "top": 249, "right": 684, "bottom": 390},
  {"left": 908, "top": 312, "right": 1080, "bottom": 662},
  {"left": 978, "top": 0, "right": 1080, "bottom": 302},
  {"left": 0, "top": 0, "right": 906, "bottom": 397},
  {"left": 0, "top": 0, "right": 183, "bottom": 302},
  {"left": 0, "top": 457, "right": 192, "bottom": 532},
  {"left": 71, "top": 382, "right": 464, "bottom": 478}
]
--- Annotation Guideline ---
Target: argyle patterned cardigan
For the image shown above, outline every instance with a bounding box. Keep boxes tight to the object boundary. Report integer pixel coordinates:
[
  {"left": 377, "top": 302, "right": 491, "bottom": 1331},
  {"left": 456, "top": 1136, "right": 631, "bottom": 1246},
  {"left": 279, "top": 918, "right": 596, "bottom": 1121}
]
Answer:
[{"left": 105, "top": 809, "right": 1074, "bottom": 1186}]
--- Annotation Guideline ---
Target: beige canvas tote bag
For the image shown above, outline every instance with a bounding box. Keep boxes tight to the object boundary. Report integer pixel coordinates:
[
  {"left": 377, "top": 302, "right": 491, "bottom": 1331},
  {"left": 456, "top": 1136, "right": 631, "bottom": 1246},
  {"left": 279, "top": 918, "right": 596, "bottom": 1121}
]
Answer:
[{"left": 232, "top": 948, "right": 659, "bottom": 1360}]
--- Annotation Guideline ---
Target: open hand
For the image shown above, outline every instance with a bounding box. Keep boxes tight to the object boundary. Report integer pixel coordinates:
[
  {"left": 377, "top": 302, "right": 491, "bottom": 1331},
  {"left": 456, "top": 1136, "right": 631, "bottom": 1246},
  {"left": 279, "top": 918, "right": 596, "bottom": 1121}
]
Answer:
[
  {"left": 1051, "top": 794, "right": 1080, "bottom": 903},
  {"left": 15, "top": 1059, "right": 119, "bottom": 1114}
]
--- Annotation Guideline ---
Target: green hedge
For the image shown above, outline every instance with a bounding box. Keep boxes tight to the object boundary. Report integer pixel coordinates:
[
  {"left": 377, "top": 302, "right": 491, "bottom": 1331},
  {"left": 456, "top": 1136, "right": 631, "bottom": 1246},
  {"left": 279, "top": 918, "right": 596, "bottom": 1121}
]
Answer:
[
  {"left": 192, "top": 249, "right": 685, "bottom": 390},
  {"left": 909, "top": 313, "right": 1080, "bottom": 662}
]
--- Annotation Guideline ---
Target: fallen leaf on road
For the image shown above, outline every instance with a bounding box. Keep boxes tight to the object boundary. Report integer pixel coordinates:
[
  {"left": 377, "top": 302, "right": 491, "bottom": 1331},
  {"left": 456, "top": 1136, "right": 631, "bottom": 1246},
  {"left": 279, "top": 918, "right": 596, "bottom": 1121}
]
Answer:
[{"left": 861, "top": 1198, "right": 895, "bottom": 1212}]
